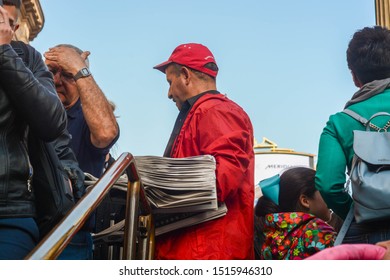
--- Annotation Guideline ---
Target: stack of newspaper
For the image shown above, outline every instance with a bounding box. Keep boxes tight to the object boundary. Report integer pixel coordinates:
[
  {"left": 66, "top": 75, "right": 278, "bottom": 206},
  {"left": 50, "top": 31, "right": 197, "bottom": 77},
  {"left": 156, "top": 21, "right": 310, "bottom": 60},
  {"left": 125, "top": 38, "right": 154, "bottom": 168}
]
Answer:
[
  {"left": 90, "top": 155, "right": 228, "bottom": 239},
  {"left": 134, "top": 155, "right": 218, "bottom": 214},
  {"left": 92, "top": 202, "right": 227, "bottom": 239}
]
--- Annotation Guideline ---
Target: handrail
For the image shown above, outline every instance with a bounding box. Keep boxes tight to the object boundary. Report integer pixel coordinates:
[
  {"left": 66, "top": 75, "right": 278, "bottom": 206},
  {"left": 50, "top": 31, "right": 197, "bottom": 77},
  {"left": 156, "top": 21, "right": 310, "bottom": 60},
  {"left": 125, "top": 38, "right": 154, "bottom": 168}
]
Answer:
[{"left": 25, "top": 152, "right": 154, "bottom": 260}]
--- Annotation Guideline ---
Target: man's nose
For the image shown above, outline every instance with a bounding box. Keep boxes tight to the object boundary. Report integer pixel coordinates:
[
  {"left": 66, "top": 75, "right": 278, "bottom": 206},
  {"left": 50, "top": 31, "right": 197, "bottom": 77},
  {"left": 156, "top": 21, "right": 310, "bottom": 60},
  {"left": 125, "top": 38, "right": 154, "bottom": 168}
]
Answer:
[{"left": 53, "top": 71, "right": 62, "bottom": 85}]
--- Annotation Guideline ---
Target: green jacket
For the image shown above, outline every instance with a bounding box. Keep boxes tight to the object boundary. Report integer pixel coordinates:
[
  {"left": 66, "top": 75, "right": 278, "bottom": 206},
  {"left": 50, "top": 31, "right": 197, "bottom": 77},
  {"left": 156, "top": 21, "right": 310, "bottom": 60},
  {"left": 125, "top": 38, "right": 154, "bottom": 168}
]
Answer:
[{"left": 315, "top": 88, "right": 390, "bottom": 219}]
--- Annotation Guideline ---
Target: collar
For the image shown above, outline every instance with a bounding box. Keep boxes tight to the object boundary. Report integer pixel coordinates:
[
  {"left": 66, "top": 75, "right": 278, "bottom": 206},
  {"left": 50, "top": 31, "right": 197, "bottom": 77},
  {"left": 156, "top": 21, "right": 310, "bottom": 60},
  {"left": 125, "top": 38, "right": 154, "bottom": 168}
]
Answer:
[
  {"left": 66, "top": 98, "right": 81, "bottom": 119},
  {"left": 186, "top": 90, "right": 220, "bottom": 107},
  {"left": 345, "top": 78, "right": 390, "bottom": 108}
]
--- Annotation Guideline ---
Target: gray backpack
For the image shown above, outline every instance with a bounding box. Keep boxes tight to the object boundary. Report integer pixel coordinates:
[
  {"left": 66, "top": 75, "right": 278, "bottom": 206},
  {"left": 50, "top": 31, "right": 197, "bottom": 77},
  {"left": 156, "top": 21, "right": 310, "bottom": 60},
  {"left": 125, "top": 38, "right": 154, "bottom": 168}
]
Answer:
[{"left": 344, "top": 109, "right": 390, "bottom": 223}]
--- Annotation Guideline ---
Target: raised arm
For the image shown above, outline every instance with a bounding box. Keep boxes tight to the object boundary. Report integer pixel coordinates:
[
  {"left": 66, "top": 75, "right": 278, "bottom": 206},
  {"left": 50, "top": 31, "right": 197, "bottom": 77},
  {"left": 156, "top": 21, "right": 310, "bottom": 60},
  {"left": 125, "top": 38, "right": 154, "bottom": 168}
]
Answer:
[
  {"left": 44, "top": 46, "right": 119, "bottom": 148},
  {"left": 0, "top": 7, "right": 66, "bottom": 141}
]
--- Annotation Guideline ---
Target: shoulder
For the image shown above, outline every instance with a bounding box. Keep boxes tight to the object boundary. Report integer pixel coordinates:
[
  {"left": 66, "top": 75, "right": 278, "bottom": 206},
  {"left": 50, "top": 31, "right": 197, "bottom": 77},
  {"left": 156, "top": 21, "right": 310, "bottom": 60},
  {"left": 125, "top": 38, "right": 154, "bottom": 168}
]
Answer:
[
  {"left": 197, "top": 93, "right": 243, "bottom": 108},
  {"left": 12, "top": 41, "right": 42, "bottom": 58},
  {"left": 326, "top": 111, "right": 352, "bottom": 125},
  {"left": 321, "top": 110, "right": 361, "bottom": 139},
  {"left": 195, "top": 93, "right": 251, "bottom": 121},
  {"left": 15, "top": 42, "right": 48, "bottom": 73},
  {"left": 306, "top": 217, "right": 337, "bottom": 237}
]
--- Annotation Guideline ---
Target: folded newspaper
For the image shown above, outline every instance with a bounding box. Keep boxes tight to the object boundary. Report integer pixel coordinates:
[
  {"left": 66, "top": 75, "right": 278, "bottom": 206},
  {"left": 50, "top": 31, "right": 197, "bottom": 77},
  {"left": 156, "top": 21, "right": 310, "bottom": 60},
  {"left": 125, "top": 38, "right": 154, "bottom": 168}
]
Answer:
[
  {"left": 92, "top": 202, "right": 227, "bottom": 239},
  {"left": 153, "top": 202, "right": 227, "bottom": 236},
  {"left": 134, "top": 155, "right": 218, "bottom": 214},
  {"left": 86, "top": 154, "right": 226, "bottom": 237}
]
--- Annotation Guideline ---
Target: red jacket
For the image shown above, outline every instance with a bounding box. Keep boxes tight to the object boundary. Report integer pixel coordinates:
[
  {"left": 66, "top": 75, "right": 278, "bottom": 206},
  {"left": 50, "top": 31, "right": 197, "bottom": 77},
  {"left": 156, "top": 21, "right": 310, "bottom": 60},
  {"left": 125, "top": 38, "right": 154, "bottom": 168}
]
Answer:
[{"left": 155, "top": 93, "right": 255, "bottom": 260}]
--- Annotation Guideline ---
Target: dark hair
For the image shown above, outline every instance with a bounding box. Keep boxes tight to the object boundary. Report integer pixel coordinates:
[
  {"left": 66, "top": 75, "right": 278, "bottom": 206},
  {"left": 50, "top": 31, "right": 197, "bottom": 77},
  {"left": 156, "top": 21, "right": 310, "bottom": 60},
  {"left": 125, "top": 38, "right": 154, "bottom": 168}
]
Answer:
[
  {"left": 347, "top": 26, "right": 390, "bottom": 85},
  {"left": 4, "top": 0, "right": 21, "bottom": 8},
  {"left": 254, "top": 167, "right": 316, "bottom": 217},
  {"left": 254, "top": 167, "right": 317, "bottom": 259},
  {"left": 171, "top": 62, "right": 216, "bottom": 81}
]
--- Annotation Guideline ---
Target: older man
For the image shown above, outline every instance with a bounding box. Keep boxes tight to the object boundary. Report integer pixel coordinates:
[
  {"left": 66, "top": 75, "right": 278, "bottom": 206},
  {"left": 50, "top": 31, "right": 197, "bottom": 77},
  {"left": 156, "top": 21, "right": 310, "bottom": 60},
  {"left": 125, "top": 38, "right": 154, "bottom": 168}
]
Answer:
[
  {"left": 44, "top": 44, "right": 119, "bottom": 259},
  {"left": 153, "top": 43, "right": 255, "bottom": 259},
  {"left": 44, "top": 45, "right": 119, "bottom": 178}
]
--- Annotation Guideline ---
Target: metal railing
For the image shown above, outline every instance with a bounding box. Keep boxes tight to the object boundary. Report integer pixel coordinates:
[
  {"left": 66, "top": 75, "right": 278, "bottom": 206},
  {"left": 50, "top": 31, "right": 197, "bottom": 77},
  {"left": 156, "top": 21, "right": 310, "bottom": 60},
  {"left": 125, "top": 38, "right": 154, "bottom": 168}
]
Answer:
[{"left": 25, "top": 152, "right": 154, "bottom": 260}]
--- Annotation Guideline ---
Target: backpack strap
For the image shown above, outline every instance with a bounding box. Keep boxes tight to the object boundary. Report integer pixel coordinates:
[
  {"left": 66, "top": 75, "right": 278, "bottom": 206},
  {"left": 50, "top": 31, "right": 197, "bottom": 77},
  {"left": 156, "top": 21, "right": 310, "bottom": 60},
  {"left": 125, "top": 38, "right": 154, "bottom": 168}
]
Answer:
[
  {"left": 10, "top": 40, "right": 33, "bottom": 69},
  {"left": 334, "top": 206, "right": 354, "bottom": 246},
  {"left": 343, "top": 109, "right": 390, "bottom": 131},
  {"left": 342, "top": 109, "right": 368, "bottom": 126}
]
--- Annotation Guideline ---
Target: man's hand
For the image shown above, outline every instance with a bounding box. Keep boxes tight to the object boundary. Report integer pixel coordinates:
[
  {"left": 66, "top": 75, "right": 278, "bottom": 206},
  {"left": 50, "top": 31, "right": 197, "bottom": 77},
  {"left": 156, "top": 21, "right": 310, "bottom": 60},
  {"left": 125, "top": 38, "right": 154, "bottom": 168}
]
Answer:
[
  {"left": 44, "top": 46, "right": 90, "bottom": 76},
  {"left": 0, "top": 7, "right": 13, "bottom": 45},
  {"left": 376, "top": 240, "right": 390, "bottom": 260}
]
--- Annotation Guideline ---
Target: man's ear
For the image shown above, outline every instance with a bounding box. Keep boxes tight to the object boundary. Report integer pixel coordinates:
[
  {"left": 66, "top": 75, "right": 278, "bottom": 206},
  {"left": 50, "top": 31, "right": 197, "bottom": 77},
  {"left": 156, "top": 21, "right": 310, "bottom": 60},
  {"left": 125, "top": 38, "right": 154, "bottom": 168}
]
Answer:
[
  {"left": 351, "top": 71, "right": 363, "bottom": 88},
  {"left": 299, "top": 194, "right": 310, "bottom": 209},
  {"left": 180, "top": 66, "right": 191, "bottom": 85}
]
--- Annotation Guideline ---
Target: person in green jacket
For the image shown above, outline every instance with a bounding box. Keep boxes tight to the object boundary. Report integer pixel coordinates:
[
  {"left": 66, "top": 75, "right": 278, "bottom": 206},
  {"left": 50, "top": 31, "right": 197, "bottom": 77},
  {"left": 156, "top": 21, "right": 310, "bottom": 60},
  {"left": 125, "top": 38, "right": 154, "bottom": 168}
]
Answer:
[{"left": 315, "top": 26, "right": 390, "bottom": 244}]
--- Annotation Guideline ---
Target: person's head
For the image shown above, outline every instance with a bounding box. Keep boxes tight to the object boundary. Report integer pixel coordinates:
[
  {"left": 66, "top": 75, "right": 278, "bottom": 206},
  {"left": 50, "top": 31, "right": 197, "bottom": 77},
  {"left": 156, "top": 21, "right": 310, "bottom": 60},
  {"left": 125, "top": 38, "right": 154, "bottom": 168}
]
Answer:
[
  {"left": 45, "top": 44, "right": 88, "bottom": 108},
  {"left": 3, "top": 0, "right": 21, "bottom": 32},
  {"left": 154, "top": 43, "right": 219, "bottom": 110},
  {"left": 347, "top": 26, "right": 390, "bottom": 87},
  {"left": 255, "top": 167, "right": 330, "bottom": 222}
]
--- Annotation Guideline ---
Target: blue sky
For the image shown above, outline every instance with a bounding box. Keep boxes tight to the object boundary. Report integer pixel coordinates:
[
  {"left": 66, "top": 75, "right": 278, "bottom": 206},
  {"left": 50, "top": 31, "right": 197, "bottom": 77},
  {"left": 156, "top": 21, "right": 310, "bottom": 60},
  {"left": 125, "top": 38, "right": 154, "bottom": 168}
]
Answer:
[{"left": 31, "top": 0, "right": 376, "bottom": 159}]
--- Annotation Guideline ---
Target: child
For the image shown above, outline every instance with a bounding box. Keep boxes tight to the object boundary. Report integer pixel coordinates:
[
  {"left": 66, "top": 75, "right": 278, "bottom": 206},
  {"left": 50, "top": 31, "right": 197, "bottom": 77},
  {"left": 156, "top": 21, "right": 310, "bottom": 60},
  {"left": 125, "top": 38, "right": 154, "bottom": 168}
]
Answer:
[{"left": 254, "top": 167, "right": 336, "bottom": 260}]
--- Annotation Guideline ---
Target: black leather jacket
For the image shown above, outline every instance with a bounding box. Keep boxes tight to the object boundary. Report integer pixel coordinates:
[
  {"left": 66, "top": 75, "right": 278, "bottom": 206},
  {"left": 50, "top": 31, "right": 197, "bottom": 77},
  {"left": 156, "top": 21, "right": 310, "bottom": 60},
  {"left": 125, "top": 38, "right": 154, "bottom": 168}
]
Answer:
[{"left": 0, "top": 43, "right": 67, "bottom": 217}]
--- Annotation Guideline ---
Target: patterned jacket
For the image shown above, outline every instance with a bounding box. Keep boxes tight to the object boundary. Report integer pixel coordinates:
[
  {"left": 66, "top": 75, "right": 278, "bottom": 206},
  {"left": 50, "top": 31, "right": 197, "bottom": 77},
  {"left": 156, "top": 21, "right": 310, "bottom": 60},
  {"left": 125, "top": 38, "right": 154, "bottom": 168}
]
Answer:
[{"left": 260, "top": 212, "right": 336, "bottom": 260}]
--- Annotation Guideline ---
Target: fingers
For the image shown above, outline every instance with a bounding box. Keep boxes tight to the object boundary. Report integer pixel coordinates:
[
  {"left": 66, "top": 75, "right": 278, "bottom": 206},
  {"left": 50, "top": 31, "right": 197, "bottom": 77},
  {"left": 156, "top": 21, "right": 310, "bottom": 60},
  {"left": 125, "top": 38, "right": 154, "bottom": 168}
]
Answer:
[
  {"left": 45, "top": 47, "right": 90, "bottom": 61},
  {"left": 0, "top": 6, "right": 10, "bottom": 25},
  {"left": 43, "top": 51, "right": 53, "bottom": 59},
  {"left": 376, "top": 240, "right": 390, "bottom": 249},
  {"left": 376, "top": 241, "right": 390, "bottom": 260},
  {"left": 0, "top": 6, "right": 13, "bottom": 45},
  {"left": 44, "top": 47, "right": 88, "bottom": 74},
  {"left": 81, "top": 51, "right": 90, "bottom": 61}
]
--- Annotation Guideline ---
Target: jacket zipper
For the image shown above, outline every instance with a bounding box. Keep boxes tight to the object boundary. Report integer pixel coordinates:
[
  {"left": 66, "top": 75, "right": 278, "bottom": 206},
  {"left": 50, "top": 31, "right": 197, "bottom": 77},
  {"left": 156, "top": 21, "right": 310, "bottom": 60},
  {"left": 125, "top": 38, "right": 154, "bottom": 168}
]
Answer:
[{"left": 20, "top": 140, "right": 33, "bottom": 192}]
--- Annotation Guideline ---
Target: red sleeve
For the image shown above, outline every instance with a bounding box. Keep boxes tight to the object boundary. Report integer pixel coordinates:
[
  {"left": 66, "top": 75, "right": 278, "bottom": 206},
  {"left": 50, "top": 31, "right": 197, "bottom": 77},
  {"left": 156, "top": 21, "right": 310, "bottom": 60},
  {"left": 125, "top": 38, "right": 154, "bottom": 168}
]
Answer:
[{"left": 196, "top": 105, "right": 253, "bottom": 201}]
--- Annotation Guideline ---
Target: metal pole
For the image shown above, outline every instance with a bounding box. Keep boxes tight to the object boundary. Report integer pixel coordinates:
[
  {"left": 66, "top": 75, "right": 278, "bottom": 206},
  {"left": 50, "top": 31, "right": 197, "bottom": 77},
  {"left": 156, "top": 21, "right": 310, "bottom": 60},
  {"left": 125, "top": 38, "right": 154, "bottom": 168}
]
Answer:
[
  {"left": 376, "top": 0, "right": 390, "bottom": 29},
  {"left": 25, "top": 153, "right": 133, "bottom": 260}
]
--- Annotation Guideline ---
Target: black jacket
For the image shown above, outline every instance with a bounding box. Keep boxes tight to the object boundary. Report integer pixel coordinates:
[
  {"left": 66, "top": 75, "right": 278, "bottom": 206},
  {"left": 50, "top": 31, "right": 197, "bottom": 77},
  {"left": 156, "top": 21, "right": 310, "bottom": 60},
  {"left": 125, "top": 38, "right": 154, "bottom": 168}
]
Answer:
[
  {"left": 50, "top": 129, "right": 85, "bottom": 201},
  {"left": 0, "top": 43, "right": 67, "bottom": 217}
]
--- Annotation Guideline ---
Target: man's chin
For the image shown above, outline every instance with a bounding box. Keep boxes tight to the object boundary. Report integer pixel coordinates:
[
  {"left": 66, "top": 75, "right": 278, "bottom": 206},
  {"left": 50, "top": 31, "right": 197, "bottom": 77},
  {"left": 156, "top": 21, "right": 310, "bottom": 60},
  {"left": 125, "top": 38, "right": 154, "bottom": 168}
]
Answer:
[
  {"left": 57, "top": 93, "right": 66, "bottom": 102},
  {"left": 174, "top": 101, "right": 183, "bottom": 110}
]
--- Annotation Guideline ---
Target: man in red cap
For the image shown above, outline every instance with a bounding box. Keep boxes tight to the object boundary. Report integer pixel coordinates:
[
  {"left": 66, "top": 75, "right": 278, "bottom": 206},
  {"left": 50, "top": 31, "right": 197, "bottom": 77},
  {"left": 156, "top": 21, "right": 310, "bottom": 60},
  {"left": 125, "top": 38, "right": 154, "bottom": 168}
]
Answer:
[{"left": 153, "top": 43, "right": 255, "bottom": 260}]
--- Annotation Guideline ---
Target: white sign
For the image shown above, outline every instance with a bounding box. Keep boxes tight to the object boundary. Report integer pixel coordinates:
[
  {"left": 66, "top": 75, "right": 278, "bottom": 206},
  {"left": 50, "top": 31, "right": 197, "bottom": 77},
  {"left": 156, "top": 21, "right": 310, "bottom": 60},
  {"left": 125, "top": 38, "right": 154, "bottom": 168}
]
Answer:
[{"left": 254, "top": 152, "right": 315, "bottom": 204}]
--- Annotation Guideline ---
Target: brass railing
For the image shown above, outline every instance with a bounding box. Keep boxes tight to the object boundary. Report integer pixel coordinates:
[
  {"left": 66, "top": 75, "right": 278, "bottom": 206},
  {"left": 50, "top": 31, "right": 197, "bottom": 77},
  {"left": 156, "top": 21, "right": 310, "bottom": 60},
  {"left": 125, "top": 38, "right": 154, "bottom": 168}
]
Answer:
[{"left": 25, "top": 152, "right": 154, "bottom": 260}]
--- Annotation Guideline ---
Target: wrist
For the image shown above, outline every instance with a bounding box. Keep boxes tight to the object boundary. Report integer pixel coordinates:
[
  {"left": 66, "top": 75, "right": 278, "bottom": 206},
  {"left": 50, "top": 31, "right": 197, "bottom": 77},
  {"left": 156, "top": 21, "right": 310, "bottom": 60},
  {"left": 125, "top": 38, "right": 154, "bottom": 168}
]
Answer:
[{"left": 73, "top": 67, "right": 91, "bottom": 81}]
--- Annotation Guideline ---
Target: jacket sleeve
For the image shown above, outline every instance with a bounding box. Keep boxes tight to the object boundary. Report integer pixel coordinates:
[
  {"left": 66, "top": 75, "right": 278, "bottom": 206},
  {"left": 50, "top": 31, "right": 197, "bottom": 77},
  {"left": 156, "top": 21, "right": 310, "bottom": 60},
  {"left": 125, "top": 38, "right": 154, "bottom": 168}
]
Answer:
[
  {"left": 0, "top": 44, "right": 67, "bottom": 141},
  {"left": 315, "top": 117, "right": 353, "bottom": 220},
  {"left": 51, "top": 129, "right": 86, "bottom": 200},
  {"left": 196, "top": 104, "right": 254, "bottom": 202}
]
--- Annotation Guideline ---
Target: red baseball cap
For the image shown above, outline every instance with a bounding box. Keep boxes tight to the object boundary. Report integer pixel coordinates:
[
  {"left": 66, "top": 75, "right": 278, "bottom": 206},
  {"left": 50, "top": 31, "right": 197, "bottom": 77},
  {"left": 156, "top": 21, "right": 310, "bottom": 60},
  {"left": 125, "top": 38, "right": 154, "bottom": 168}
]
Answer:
[{"left": 153, "top": 43, "right": 218, "bottom": 78}]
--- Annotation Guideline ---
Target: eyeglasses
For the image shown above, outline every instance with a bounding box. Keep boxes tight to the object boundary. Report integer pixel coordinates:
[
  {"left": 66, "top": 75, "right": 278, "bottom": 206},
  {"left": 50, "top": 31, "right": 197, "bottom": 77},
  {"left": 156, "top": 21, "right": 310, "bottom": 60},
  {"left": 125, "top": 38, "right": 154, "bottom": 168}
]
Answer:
[{"left": 49, "top": 67, "right": 75, "bottom": 82}]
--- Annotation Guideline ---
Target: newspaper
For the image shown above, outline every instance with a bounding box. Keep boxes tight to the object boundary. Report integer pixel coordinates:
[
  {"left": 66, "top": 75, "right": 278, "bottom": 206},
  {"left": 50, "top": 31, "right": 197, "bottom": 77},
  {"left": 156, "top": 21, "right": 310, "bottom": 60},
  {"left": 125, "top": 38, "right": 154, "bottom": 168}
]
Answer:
[
  {"left": 154, "top": 202, "right": 227, "bottom": 236},
  {"left": 134, "top": 155, "right": 218, "bottom": 214},
  {"left": 92, "top": 202, "right": 227, "bottom": 239},
  {"left": 87, "top": 154, "right": 225, "bottom": 238}
]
